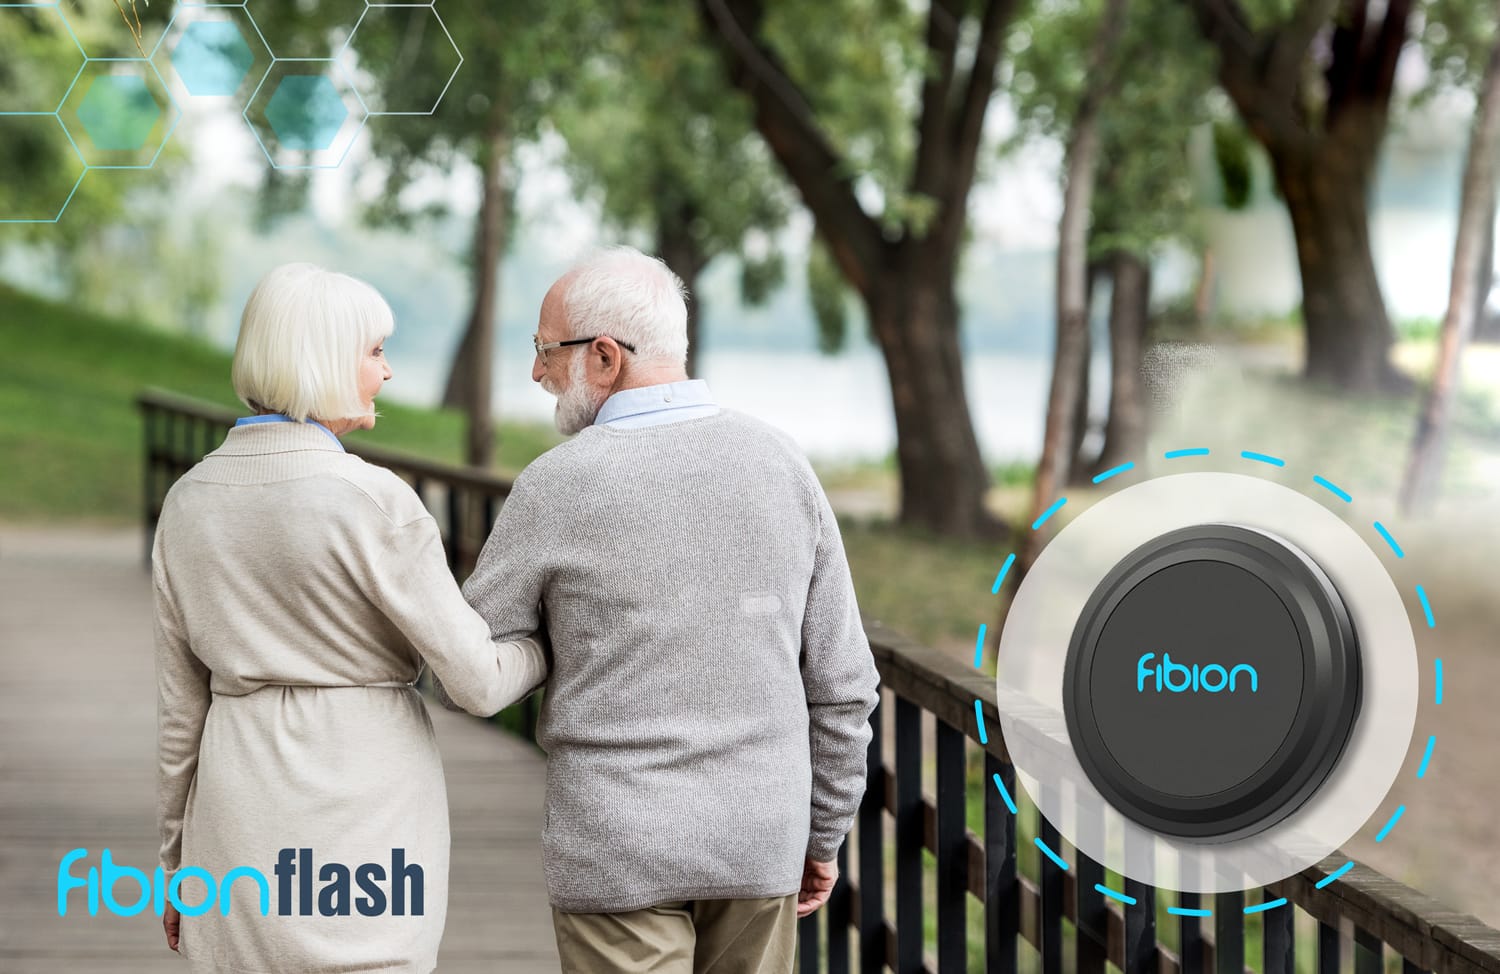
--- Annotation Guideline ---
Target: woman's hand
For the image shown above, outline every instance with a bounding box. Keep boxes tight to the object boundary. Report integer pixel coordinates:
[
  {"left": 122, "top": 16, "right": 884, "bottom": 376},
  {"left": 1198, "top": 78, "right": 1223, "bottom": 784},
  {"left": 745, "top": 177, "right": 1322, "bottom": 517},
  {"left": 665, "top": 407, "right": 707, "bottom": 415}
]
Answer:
[{"left": 163, "top": 902, "right": 181, "bottom": 952}]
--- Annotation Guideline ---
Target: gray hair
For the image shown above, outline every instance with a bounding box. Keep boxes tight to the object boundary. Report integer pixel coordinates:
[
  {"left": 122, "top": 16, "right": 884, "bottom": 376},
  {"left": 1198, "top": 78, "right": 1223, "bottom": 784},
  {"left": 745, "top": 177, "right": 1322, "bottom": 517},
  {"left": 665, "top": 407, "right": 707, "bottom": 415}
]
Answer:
[{"left": 561, "top": 247, "right": 689, "bottom": 367}]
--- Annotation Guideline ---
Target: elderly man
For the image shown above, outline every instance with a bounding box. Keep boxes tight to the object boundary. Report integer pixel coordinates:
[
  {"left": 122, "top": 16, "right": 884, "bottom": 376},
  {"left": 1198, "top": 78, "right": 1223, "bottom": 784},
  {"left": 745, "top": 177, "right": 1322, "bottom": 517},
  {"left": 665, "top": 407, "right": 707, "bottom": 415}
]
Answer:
[{"left": 443, "top": 246, "right": 879, "bottom": 973}]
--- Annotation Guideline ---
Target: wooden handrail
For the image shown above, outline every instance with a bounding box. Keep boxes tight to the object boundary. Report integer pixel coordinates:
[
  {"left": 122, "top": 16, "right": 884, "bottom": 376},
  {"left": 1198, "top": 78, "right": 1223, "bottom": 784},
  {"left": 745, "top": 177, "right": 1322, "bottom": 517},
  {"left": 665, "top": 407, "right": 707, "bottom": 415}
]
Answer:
[{"left": 135, "top": 387, "right": 516, "bottom": 495}]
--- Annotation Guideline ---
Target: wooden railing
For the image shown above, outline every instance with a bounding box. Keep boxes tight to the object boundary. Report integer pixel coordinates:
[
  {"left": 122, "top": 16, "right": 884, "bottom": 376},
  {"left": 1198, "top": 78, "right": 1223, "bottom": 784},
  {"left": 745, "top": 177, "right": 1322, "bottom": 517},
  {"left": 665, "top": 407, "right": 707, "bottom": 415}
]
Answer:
[
  {"left": 138, "top": 388, "right": 1500, "bottom": 974},
  {"left": 798, "top": 626, "right": 1500, "bottom": 974}
]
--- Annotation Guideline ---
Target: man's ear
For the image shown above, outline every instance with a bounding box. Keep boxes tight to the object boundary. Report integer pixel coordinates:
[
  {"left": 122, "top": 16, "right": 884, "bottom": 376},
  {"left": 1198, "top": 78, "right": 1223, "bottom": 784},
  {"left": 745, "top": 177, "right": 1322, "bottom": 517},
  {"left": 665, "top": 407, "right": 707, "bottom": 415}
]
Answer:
[{"left": 593, "top": 339, "right": 622, "bottom": 382}]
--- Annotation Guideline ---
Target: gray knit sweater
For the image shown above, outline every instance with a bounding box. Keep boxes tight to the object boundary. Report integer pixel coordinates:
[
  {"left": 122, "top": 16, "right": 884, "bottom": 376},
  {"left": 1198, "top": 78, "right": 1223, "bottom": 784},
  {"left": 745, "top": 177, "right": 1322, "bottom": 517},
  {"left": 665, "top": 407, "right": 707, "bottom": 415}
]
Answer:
[{"left": 450, "top": 408, "right": 880, "bottom": 913}]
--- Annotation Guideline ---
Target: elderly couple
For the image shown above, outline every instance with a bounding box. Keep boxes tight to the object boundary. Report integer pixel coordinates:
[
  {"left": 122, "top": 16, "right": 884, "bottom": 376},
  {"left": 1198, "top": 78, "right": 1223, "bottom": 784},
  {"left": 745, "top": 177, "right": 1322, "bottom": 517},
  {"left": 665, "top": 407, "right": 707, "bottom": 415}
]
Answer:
[{"left": 151, "top": 247, "right": 881, "bottom": 973}]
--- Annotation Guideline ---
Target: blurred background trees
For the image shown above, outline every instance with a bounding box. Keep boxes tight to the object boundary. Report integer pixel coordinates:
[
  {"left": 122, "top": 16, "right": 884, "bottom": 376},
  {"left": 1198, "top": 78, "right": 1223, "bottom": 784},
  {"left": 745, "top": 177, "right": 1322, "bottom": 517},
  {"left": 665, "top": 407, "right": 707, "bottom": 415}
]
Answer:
[{"left": 3, "top": 0, "right": 1498, "bottom": 529}]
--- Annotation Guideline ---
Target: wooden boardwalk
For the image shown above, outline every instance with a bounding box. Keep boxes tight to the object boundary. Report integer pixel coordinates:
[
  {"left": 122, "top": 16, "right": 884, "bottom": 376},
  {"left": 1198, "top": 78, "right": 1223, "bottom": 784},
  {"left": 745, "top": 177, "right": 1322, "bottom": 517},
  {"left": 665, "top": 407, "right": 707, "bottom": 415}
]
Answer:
[{"left": 0, "top": 526, "right": 561, "bottom": 973}]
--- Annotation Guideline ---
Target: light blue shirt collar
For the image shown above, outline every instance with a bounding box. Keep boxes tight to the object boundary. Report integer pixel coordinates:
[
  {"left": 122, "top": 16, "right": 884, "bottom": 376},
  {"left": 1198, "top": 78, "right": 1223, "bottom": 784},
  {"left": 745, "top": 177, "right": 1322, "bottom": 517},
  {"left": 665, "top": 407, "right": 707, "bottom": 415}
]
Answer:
[
  {"left": 594, "top": 379, "right": 719, "bottom": 430},
  {"left": 234, "top": 413, "right": 346, "bottom": 451}
]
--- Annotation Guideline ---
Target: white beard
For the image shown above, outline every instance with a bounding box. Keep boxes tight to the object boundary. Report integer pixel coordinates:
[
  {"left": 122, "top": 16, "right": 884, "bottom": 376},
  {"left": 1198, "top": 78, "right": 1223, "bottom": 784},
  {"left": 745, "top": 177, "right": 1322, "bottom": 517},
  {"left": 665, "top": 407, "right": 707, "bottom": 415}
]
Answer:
[{"left": 545, "top": 353, "right": 607, "bottom": 435}]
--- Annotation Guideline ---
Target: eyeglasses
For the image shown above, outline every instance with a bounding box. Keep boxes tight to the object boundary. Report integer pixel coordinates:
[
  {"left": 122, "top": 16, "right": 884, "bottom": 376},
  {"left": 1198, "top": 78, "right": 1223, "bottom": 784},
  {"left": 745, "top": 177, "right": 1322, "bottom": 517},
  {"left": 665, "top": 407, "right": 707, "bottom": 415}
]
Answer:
[{"left": 532, "top": 333, "right": 638, "bottom": 366}]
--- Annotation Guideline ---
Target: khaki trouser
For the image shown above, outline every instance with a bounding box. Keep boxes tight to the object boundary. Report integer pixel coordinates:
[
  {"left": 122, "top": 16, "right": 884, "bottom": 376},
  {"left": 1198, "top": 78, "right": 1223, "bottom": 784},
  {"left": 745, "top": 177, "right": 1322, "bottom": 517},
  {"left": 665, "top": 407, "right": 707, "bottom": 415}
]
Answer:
[{"left": 552, "top": 895, "right": 798, "bottom": 974}]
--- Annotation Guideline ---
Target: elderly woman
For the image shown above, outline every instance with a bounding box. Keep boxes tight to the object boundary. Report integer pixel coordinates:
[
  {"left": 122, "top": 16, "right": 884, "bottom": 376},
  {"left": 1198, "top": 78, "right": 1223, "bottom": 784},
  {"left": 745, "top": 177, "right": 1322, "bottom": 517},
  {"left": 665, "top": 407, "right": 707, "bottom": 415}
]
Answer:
[{"left": 152, "top": 262, "right": 544, "bottom": 972}]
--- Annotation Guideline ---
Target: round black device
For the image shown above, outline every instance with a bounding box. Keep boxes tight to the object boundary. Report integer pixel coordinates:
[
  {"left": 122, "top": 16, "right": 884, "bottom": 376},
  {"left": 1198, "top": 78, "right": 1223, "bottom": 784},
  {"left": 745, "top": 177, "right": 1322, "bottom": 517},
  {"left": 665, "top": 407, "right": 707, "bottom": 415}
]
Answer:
[{"left": 1062, "top": 523, "right": 1362, "bottom": 841}]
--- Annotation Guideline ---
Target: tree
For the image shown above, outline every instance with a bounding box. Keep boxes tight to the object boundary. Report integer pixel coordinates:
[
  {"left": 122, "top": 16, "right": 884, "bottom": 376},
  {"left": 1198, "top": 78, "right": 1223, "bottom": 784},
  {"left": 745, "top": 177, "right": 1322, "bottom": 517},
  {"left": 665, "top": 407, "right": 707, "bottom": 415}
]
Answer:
[
  {"left": 1004, "top": 0, "right": 1213, "bottom": 508},
  {"left": 0, "top": 3, "right": 190, "bottom": 311},
  {"left": 1085, "top": 4, "right": 1217, "bottom": 474},
  {"left": 1399, "top": 3, "right": 1500, "bottom": 513},
  {"left": 1187, "top": 0, "right": 1414, "bottom": 392},
  {"left": 699, "top": 0, "right": 1018, "bottom": 539},
  {"left": 553, "top": 4, "right": 792, "bottom": 377},
  {"left": 1029, "top": 0, "right": 1130, "bottom": 546},
  {"left": 335, "top": 0, "right": 596, "bottom": 468}
]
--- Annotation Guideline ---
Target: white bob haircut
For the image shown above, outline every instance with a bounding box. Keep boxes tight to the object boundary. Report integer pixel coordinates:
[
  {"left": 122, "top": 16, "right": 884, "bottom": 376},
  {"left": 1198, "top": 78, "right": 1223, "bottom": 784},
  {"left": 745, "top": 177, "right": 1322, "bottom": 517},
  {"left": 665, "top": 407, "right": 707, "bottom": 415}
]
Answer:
[
  {"left": 231, "top": 262, "right": 394, "bottom": 424},
  {"left": 561, "top": 247, "right": 690, "bottom": 367}
]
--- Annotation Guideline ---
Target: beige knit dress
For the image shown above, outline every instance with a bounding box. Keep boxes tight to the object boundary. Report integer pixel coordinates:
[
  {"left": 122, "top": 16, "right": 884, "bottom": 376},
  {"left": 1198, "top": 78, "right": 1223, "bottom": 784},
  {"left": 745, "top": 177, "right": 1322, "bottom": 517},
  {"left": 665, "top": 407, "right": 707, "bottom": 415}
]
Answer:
[{"left": 152, "top": 419, "right": 545, "bottom": 973}]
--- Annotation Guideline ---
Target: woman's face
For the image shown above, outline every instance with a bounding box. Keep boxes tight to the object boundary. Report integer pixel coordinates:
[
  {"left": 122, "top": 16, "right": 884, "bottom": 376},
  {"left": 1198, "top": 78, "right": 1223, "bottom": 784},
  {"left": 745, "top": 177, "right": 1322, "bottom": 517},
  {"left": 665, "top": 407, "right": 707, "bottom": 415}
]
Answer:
[
  {"left": 327, "top": 339, "right": 392, "bottom": 434},
  {"left": 355, "top": 338, "right": 393, "bottom": 429}
]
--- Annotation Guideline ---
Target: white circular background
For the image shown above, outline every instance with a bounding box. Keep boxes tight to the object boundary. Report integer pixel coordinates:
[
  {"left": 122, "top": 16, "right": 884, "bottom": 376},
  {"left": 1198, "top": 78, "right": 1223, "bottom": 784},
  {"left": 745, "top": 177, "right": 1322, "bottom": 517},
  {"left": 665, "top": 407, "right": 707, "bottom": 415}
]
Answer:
[{"left": 995, "top": 472, "right": 1417, "bottom": 892}]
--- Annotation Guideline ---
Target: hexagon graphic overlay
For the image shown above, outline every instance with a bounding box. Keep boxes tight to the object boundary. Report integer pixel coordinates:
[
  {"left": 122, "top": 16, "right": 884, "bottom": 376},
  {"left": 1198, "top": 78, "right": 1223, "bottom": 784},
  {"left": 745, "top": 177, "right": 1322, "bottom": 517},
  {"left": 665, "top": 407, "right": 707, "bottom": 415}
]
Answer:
[
  {"left": 58, "top": 59, "right": 180, "bottom": 167},
  {"left": 340, "top": 4, "right": 463, "bottom": 115},
  {"left": 173, "top": 20, "right": 255, "bottom": 95},
  {"left": 77, "top": 75, "right": 161, "bottom": 150},
  {"left": 155, "top": 5, "right": 272, "bottom": 105},
  {"left": 265, "top": 75, "right": 348, "bottom": 149},
  {"left": 244, "top": 59, "right": 366, "bottom": 168}
]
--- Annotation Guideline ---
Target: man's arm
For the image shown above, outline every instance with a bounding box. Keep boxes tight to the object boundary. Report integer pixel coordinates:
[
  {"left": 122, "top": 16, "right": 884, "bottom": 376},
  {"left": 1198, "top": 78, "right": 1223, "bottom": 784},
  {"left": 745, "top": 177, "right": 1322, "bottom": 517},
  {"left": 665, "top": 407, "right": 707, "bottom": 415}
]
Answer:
[{"left": 801, "top": 484, "right": 881, "bottom": 864}]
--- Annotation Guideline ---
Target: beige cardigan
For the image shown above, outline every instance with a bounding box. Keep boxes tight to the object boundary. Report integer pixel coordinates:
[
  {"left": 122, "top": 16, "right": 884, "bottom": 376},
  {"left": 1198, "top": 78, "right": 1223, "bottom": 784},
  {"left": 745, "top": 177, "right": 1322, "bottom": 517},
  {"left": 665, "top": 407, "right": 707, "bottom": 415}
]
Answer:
[{"left": 152, "top": 419, "right": 544, "bottom": 972}]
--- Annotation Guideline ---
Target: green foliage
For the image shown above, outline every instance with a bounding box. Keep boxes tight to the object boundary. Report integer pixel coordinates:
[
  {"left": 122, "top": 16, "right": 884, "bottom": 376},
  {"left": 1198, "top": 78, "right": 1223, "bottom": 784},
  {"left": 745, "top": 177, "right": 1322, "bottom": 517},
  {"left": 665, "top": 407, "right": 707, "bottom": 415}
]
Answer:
[
  {"left": 248, "top": 0, "right": 596, "bottom": 231},
  {"left": 1417, "top": 0, "right": 1500, "bottom": 99},
  {"left": 1398, "top": 315, "right": 1444, "bottom": 341},
  {"left": 759, "top": 0, "right": 929, "bottom": 236},
  {"left": 807, "top": 236, "right": 850, "bottom": 354},
  {"left": 739, "top": 252, "right": 787, "bottom": 304},
  {"left": 1211, "top": 119, "right": 1255, "bottom": 210},
  {"left": 1007, "top": 0, "right": 1217, "bottom": 259},
  {"left": 551, "top": 1, "right": 793, "bottom": 297},
  {"left": 836, "top": 517, "right": 1002, "bottom": 649},
  {"left": 0, "top": 2, "right": 180, "bottom": 244}
]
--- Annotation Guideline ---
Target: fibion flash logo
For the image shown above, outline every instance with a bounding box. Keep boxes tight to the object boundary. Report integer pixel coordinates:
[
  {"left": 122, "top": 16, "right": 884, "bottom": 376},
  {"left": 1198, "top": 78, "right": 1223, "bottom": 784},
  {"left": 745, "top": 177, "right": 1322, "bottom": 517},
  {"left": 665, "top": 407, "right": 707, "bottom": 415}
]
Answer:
[{"left": 57, "top": 848, "right": 423, "bottom": 918}]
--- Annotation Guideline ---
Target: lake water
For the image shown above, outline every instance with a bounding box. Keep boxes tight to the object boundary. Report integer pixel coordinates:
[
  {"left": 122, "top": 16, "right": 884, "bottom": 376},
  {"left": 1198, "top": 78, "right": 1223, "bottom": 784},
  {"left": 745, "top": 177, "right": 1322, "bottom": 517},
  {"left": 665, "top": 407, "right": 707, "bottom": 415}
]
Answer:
[{"left": 389, "top": 346, "right": 1112, "bottom": 464}]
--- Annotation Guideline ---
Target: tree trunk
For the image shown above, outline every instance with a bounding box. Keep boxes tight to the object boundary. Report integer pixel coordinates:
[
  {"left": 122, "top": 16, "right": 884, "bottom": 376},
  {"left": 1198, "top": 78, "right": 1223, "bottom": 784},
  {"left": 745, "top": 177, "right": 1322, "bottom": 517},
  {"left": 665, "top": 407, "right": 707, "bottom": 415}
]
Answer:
[
  {"left": 1187, "top": 0, "right": 1413, "bottom": 392},
  {"left": 1472, "top": 209, "right": 1497, "bottom": 343},
  {"left": 1193, "top": 245, "right": 1215, "bottom": 324},
  {"left": 1272, "top": 120, "right": 1399, "bottom": 391},
  {"left": 442, "top": 124, "right": 510, "bottom": 469},
  {"left": 867, "top": 254, "right": 997, "bottom": 538},
  {"left": 1026, "top": 0, "right": 1127, "bottom": 574},
  {"left": 1093, "top": 249, "right": 1152, "bottom": 474},
  {"left": 656, "top": 201, "right": 709, "bottom": 378},
  {"left": 1399, "top": 37, "right": 1500, "bottom": 514},
  {"left": 1068, "top": 259, "right": 1102, "bottom": 482},
  {"left": 698, "top": 0, "right": 1018, "bottom": 540}
]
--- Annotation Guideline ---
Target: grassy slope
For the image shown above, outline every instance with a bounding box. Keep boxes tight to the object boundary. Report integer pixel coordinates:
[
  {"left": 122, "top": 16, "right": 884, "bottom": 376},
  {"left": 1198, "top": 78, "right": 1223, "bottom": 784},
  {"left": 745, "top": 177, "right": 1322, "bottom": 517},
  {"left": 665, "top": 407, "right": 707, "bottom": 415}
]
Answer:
[
  {"left": 0, "top": 284, "right": 562, "bottom": 522},
  {"left": 0, "top": 285, "right": 997, "bottom": 652}
]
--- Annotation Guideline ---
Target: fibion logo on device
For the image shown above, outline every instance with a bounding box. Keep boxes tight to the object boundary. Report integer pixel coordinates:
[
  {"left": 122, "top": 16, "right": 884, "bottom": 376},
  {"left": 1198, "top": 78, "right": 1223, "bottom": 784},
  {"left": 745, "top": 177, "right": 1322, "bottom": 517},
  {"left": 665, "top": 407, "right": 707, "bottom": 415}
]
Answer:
[
  {"left": 57, "top": 848, "right": 424, "bottom": 918},
  {"left": 1135, "top": 652, "right": 1259, "bottom": 694}
]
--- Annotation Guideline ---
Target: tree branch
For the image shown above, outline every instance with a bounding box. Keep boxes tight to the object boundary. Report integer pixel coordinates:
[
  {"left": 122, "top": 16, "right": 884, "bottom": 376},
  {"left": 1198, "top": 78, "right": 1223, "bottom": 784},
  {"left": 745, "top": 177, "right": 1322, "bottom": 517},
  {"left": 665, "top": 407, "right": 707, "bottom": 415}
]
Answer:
[
  {"left": 1187, "top": 0, "right": 1310, "bottom": 148},
  {"left": 931, "top": 0, "right": 1015, "bottom": 260},
  {"left": 1265, "top": 0, "right": 1339, "bottom": 106},
  {"left": 1361, "top": 0, "right": 1412, "bottom": 107},
  {"left": 1186, "top": 0, "right": 1259, "bottom": 79},
  {"left": 698, "top": 0, "right": 885, "bottom": 292},
  {"left": 910, "top": 0, "right": 964, "bottom": 200},
  {"left": 1325, "top": 0, "right": 1368, "bottom": 125}
]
